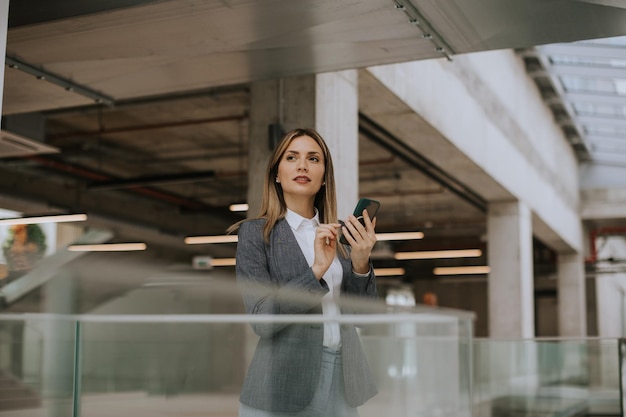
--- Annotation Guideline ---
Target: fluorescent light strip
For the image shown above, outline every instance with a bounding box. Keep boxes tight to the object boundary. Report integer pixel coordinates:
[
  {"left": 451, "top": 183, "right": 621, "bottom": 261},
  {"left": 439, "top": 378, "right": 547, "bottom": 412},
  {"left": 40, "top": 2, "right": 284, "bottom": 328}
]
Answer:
[
  {"left": 68, "top": 243, "right": 147, "bottom": 252},
  {"left": 0, "top": 213, "right": 87, "bottom": 226},
  {"left": 187, "top": 231, "right": 424, "bottom": 245},
  {"left": 229, "top": 203, "right": 249, "bottom": 212},
  {"left": 375, "top": 231, "right": 424, "bottom": 241},
  {"left": 374, "top": 267, "right": 406, "bottom": 277},
  {"left": 394, "top": 249, "right": 482, "bottom": 260},
  {"left": 185, "top": 235, "right": 238, "bottom": 244},
  {"left": 211, "top": 258, "right": 236, "bottom": 267},
  {"left": 433, "top": 266, "right": 490, "bottom": 276}
]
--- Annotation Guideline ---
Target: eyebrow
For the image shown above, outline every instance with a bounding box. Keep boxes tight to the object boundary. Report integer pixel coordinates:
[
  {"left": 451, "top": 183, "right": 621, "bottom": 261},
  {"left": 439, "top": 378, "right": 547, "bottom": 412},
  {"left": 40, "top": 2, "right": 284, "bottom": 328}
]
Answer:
[{"left": 285, "top": 150, "right": 322, "bottom": 156}]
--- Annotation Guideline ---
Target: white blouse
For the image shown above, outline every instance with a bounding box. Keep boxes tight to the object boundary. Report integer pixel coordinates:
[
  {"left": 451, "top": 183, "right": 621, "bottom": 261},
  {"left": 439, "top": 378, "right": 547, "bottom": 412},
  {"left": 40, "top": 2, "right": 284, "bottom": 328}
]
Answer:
[{"left": 285, "top": 209, "right": 342, "bottom": 348}]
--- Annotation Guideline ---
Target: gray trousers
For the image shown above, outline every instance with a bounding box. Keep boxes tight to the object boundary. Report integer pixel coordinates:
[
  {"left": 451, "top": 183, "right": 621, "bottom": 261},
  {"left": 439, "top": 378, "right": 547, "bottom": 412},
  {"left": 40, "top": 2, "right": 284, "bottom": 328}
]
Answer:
[{"left": 238, "top": 347, "right": 360, "bottom": 417}]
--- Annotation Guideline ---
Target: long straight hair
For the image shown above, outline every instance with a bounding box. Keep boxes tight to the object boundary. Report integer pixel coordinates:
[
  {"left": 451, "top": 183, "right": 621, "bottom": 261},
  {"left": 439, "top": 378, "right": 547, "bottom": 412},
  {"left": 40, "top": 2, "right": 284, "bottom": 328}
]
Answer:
[{"left": 228, "top": 128, "right": 345, "bottom": 255}]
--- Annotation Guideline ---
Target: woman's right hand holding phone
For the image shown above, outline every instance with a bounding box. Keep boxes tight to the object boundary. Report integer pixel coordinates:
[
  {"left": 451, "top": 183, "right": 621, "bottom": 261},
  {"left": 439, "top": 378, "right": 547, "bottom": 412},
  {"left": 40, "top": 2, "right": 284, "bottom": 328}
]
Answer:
[{"left": 342, "top": 210, "right": 377, "bottom": 274}]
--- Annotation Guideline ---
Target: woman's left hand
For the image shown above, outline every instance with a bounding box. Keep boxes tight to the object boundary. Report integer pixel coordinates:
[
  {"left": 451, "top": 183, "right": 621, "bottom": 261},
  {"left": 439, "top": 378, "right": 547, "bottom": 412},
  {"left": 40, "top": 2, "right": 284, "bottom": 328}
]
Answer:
[{"left": 342, "top": 210, "right": 377, "bottom": 274}]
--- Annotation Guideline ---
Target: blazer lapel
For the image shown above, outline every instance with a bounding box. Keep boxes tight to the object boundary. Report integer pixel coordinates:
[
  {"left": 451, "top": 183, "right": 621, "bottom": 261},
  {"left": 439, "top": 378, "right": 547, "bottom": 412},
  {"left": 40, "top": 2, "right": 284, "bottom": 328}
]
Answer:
[{"left": 271, "top": 219, "right": 311, "bottom": 281}]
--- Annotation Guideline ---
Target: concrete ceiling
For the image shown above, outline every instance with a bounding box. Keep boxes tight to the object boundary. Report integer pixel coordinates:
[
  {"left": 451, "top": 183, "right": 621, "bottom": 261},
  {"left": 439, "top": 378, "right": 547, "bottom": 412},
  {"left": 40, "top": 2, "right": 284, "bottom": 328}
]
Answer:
[{"left": 2, "top": 0, "right": 626, "bottom": 275}]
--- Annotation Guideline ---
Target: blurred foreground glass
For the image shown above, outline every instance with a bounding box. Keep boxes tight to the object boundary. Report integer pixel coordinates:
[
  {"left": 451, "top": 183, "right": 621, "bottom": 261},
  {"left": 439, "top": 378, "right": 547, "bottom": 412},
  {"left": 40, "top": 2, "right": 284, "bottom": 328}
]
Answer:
[
  {"left": 2, "top": 312, "right": 625, "bottom": 417},
  {"left": 472, "top": 338, "right": 623, "bottom": 416},
  {"left": 0, "top": 300, "right": 474, "bottom": 417}
]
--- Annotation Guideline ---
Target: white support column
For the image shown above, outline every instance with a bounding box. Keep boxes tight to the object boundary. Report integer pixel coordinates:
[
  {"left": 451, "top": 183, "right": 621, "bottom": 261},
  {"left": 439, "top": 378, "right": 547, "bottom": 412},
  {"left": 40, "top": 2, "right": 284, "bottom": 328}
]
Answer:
[
  {"left": 314, "top": 70, "right": 359, "bottom": 218},
  {"left": 248, "top": 70, "right": 359, "bottom": 219},
  {"left": 487, "top": 201, "right": 534, "bottom": 338},
  {"left": 557, "top": 252, "right": 587, "bottom": 337},
  {"left": 0, "top": 0, "right": 7, "bottom": 118}
]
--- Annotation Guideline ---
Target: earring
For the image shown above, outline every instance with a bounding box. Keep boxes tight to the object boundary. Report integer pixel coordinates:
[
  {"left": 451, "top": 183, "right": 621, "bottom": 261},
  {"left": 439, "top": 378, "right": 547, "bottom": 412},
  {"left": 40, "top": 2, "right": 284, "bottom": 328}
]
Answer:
[
  {"left": 276, "top": 177, "right": 280, "bottom": 183},
  {"left": 322, "top": 182, "right": 326, "bottom": 186}
]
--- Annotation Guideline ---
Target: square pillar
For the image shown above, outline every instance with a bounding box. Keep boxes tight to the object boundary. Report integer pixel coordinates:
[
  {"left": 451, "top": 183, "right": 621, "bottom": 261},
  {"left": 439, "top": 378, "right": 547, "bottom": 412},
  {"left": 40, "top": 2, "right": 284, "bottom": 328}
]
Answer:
[
  {"left": 487, "top": 201, "right": 534, "bottom": 338},
  {"left": 248, "top": 71, "right": 359, "bottom": 218},
  {"left": 557, "top": 252, "right": 587, "bottom": 337}
]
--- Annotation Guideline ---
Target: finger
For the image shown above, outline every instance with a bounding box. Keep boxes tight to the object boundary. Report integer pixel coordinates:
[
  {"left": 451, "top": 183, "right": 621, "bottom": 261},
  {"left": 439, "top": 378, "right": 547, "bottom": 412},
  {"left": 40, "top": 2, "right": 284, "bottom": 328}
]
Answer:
[
  {"left": 341, "top": 225, "right": 356, "bottom": 245},
  {"left": 349, "top": 214, "right": 367, "bottom": 236},
  {"left": 317, "top": 225, "right": 338, "bottom": 239},
  {"left": 361, "top": 209, "right": 374, "bottom": 229},
  {"left": 344, "top": 219, "right": 364, "bottom": 243}
]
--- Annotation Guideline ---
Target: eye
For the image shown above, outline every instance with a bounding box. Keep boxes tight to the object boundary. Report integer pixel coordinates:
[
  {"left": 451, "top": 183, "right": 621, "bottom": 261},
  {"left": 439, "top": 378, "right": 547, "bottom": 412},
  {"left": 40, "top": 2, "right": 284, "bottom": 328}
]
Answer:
[
  {"left": 309, "top": 156, "right": 320, "bottom": 162},
  {"left": 285, "top": 154, "right": 296, "bottom": 161}
]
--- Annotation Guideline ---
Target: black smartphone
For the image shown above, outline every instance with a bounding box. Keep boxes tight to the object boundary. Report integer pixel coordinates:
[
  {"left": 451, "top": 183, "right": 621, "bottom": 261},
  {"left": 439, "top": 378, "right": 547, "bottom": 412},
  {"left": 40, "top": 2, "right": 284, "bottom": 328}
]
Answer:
[{"left": 339, "top": 198, "right": 380, "bottom": 245}]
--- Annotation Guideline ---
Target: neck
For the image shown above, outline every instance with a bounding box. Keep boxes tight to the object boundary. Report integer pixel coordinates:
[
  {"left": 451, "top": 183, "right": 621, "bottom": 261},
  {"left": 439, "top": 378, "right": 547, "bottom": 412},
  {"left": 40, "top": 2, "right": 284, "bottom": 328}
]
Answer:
[{"left": 285, "top": 196, "right": 315, "bottom": 219}]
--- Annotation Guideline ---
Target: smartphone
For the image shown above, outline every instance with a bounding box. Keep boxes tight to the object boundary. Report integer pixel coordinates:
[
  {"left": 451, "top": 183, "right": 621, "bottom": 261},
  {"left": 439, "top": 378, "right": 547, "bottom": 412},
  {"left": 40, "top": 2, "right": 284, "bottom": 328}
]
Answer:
[{"left": 339, "top": 198, "right": 380, "bottom": 245}]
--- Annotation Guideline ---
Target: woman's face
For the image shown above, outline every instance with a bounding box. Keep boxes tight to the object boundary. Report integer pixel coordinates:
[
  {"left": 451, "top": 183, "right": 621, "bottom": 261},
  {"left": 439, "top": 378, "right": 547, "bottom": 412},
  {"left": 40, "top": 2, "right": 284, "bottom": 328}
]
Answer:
[{"left": 276, "top": 135, "right": 326, "bottom": 203}]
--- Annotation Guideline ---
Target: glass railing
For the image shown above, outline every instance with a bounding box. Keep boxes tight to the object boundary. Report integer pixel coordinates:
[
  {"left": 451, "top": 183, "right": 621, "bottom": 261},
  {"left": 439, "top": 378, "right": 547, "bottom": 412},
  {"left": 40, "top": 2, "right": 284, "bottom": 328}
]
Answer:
[
  {"left": 0, "top": 304, "right": 474, "bottom": 417},
  {"left": 472, "top": 337, "right": 624, "bottom": 417},
  {"left": 2, "top": 313, "right": 625, "bottom": 416}
]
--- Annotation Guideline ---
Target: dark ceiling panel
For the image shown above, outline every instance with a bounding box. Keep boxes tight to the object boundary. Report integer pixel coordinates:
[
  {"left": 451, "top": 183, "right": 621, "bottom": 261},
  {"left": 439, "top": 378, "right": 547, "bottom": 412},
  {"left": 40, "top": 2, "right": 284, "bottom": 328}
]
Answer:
[{"left": 8, "top": 0, "right": 162, "bottom": 28}]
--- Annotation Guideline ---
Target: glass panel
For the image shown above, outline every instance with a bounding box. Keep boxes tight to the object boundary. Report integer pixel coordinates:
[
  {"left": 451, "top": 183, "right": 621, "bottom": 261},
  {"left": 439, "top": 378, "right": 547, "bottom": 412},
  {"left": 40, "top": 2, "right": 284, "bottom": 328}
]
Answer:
[
  {"left": 0, "top": 316, "right": 76, "bottom": 417},
  {"left": 560, "top": 75, "right": 621, "bottom": 94},
  {"left": 0, "top": 306, "right": 474, "bottom": 417},
  {"left": 551, "top": 55, "right": 626, "bottom": 68},
  {"left": 74, "top": 311, "right": 473, "bottom": 417},
  {"left": 582, "top": 36, "right": 626, "bottom": 47},
  {"left": 472, "top": 338, "right": 622, "bottom": 417},
  {"left": 574, "top": 102, "right": 626, "bottom": 117},
  {"left": 3, "top": 313, "right": 625, "bottom": 417},
  {"left": 586, "top": 125, "right": 626, "bottom": 137}
]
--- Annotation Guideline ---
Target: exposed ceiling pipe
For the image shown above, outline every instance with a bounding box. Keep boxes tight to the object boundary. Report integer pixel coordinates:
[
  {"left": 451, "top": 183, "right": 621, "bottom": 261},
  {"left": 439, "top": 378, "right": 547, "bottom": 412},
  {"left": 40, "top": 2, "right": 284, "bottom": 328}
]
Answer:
[
  {"left": 48, "top": 114, "right": 248, "bottom": 141},
  {"left": 89, "top": 170, "right": 216, "bottom": 190},
  {"left": 26, "top": 155, "right": 210, "bottom": 209}
]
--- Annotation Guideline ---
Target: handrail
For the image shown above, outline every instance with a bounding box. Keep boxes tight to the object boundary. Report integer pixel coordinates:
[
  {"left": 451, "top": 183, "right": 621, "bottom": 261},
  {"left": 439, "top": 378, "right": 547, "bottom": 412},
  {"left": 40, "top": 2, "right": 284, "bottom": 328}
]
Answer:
[{"left": 0, "top": 311, "right": 470, "bottom": 324}]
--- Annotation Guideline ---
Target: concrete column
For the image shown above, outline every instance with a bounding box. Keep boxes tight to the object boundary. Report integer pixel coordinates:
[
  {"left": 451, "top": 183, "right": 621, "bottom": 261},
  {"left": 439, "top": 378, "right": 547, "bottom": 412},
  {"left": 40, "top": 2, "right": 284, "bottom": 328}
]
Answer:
[
  {"left": 0, "top": 0, "right": 7, "bottom": 117},
  {"left": 42, "top": 273, "right": 78, "bottom": 417},
  {"left": 314, "top": 71, "right": 359, "bottom": 218},
  {"left": 487, "top": 201, "right": 534, "bottom": 338},
  {"left": 596, "top": 273, "right": 626, "bottom": 337},
  {"left": 557, "top": 253, "right": 587, "bottom": 337},
  {"left": 248, "top": 70, "right": 359, "bottom": 218}
]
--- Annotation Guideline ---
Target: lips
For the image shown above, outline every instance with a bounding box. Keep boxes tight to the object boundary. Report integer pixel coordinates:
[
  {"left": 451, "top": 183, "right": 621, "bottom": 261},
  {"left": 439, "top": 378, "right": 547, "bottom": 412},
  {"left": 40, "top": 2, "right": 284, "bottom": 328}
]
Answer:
[{"left": 293, "top": 176, "right": 311, "bottom": 183}]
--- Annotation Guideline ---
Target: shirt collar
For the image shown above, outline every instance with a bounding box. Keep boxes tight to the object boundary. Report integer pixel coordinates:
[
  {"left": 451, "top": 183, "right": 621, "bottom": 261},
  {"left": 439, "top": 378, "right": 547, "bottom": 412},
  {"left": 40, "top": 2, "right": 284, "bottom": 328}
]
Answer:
[{"left": 286, "top": 208, "right": 320, "bottom": 230}]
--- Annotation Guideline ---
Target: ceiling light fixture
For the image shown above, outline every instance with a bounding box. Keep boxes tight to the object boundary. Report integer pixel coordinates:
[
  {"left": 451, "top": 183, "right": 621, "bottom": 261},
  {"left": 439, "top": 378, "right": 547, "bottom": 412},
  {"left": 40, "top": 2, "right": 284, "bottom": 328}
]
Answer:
[
  {"left": 210, "top": 258, "right": 236, "bottom": 267},
  {"left": 374, "top": 267, "right": 406, "bottom": 277},
  {"left": 185, "top": 235, "right": 238, "bottom": 244},
  {"left": 0, "top": 213, "right": 88, "bottom": 226},
  {"left": 433, "top": 266, "right": 491, "bottom": 275},
  {"left": 376, "top": 231, "right": 424, "bottom": 241},
  {"left": 394, "top": 249, "right": 482, "bottom": 260},
  {"left": 229, "top": 203, "right": 249, "bottom": 212},
  {"left": 186, "top": 231, "right": 425, "bottom": 245},
  {"left": 68, "top": 243, "right": 147, "bottom": 252}
]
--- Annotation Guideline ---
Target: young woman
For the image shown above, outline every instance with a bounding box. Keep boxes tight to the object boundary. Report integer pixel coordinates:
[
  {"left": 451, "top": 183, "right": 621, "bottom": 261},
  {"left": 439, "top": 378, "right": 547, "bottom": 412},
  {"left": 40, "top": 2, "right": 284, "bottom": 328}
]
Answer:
[{"left": 230, "top": 128, "right": 378, "bottom": 416}]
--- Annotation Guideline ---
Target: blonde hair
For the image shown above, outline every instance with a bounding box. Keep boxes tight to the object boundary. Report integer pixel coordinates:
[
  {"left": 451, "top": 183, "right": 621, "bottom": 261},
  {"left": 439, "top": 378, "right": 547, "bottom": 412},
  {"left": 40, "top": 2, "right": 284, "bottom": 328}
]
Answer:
[{"left": 228, "top": 128, "right": 345, "bottom": 255}]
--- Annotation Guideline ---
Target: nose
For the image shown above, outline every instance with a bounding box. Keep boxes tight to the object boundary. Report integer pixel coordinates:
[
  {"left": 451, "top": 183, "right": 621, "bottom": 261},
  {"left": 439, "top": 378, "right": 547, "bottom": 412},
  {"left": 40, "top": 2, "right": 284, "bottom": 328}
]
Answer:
[{"left": 297, "top": 160, "right": 308, "bottom": 172}]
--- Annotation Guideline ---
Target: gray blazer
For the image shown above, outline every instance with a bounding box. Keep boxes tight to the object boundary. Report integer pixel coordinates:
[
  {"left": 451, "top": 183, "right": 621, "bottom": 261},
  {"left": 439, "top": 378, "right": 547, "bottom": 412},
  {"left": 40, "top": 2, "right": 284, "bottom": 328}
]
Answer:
[{"left": 236, "top": 218, "right": 378, "bottom": 413}]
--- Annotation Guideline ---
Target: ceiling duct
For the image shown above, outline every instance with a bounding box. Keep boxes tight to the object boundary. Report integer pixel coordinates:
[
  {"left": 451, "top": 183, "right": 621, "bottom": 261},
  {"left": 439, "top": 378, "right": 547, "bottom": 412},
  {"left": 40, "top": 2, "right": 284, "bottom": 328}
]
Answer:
[{"left": 0, "top": 129, "right": 59, "bottom": 158}]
